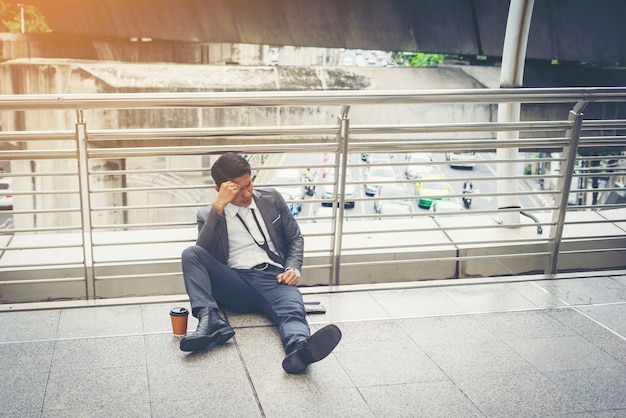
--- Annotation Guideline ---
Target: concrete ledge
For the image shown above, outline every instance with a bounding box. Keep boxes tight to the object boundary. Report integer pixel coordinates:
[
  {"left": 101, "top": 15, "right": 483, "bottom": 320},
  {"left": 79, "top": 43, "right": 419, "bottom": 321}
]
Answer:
[{"left": 1, "top": 210, "right": 625, "bottom": 303}]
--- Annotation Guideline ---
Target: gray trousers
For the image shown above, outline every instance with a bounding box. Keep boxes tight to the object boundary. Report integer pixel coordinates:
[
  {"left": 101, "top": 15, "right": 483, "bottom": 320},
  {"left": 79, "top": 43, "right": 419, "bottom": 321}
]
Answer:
[{"left": 181, "top": 245, "right": 310, "bottom": 353}]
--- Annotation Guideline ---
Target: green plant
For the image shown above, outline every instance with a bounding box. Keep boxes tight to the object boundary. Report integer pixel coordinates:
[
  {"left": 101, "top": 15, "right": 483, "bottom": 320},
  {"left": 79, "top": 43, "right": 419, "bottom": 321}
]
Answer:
[
  {"left": 1, "top": 1, "right": 51, "bottom": 33},
  {"left": 393, "top": 52, "right": 446, "bottom": 67}
]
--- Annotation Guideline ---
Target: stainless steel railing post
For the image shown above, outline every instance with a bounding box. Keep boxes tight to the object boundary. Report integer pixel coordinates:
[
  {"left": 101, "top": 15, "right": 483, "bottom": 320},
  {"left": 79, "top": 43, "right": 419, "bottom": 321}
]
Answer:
[
  {"left": 546, "top": 101, "right": 587, "bottom": 274},
  {"left": 75, "top": 109, "right": 96, "bottom": 299},
  {"left": 330, "top": 105, "right": 350, "bottom": 285}
]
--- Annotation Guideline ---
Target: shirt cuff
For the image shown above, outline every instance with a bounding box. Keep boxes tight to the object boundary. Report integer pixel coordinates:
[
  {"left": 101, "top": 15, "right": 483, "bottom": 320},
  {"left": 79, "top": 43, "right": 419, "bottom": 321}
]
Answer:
[{"left": 284, "top": 266, "right": 301, "bottom": 278}]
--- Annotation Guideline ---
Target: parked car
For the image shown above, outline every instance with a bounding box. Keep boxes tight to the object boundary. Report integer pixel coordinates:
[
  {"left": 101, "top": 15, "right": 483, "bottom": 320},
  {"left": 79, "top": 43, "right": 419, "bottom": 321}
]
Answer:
[
  {"left": 415, "top": 174, "right": 451, "bottom": 208},
  {"left": 429, "top": 200, "right": 465, "bottom": 214},
  {"left": 365, "top": 153, "right": 394, "bottom": 164},
  {"left": 0, "top": 177, "right": 13, "bottom": 210},
  {"left": 273, "top": 169, "right": 305, "bottom": 212},
  {"left": 320, "top": 169, "right": 356, "bottom": 208},
  {"left": 374, "top": 184, "right": 411, "bottom": 212},
  {"left": 279, "top": 191, "right": 300, "bottom": 216},
  {"left": 445, "top": 151, "right": 476, "bottom": 169},
  {"left": 312, "top": 206, "right": 348, "bottom": 223},
  {"left": 364, "top": 166, "right": 397, "bottom": 196},
  {"left": 404, "top": 152, "right": 434, "bottom": 179},
  {"left": 374, "top": 184, "right": 413, "bottom": 218},
  {"left": 377, "top": 201, "right": 413, "bottom": 218}
]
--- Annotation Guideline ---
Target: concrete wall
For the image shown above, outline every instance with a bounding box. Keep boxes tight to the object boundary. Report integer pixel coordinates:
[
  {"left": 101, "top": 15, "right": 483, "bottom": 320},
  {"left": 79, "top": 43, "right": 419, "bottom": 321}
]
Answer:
[{"left": 0, "top": 59, "right": 498, "bottom": 230}]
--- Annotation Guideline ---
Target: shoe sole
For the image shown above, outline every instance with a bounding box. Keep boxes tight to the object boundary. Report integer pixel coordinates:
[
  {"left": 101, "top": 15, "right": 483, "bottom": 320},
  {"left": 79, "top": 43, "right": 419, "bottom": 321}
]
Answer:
[
  {"left": 282, "top": 324, "right": 342, "bottom": 374},
  {"left": 180, "top": 326, "right": 235, "bottom": 352}
]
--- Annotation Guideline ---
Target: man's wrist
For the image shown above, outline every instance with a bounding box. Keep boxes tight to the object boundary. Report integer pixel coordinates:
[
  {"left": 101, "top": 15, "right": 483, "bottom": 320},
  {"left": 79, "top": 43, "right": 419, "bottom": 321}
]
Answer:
[{"left": 284, "top": 266, "right": 301, "bottom": 277}]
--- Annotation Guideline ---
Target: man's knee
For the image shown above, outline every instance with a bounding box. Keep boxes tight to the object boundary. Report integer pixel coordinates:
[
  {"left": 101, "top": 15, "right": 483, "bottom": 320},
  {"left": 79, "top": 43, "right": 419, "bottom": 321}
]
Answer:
[{"left": 182, "top": 245, "right": 205, "bottom": 261}]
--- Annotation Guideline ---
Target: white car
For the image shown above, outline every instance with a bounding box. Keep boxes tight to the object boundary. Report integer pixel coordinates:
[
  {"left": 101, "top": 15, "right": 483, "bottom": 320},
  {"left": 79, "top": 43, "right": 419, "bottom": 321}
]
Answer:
[
  {"left": 445, "top": 151, "right": 476, "bottom": 169},
  {"left": 429, "top": 200, "right": 465, "bottom": 214},
  {"left": 273, "top": 169, "right": 305, "bottom": 212},
  {"left": 364, "top": 166, "right": 397, "bottom": 196},
  {"left": 374, "top": 184, "right": 410, "bottom": 212},
  {"left": 374, "top": 184, "right": 413, "bottom": 218},
  {"left": 312, "top": 206, "right": 348, "bottom": 223},
  {"left": 0, "top": 178, "right": 13, "bottom": 210},
  {"left": 404, "top": 152, "right": 434, "bottom": 179},
  {"left": 320, "top": 169, "right": 355, "bottom": 208},
  {"left": 365, "top": 153, "right": 394, "bottom": 164}
]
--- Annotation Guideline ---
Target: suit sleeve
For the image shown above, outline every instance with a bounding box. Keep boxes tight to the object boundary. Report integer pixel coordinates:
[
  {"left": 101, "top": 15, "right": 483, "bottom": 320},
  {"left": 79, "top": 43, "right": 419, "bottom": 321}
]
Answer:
[
  {"left": 195, "top": 204, "right": 228, "bottom": 259},
  {"left": 273, "top": 190, "right": 304, "bottom": 272}
]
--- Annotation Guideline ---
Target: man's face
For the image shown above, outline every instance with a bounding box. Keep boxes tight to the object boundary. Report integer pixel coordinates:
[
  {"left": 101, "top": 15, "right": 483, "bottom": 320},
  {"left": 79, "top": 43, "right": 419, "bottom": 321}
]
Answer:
[{"left": 226, "top": 173, "right": 254, "bottom": 207}]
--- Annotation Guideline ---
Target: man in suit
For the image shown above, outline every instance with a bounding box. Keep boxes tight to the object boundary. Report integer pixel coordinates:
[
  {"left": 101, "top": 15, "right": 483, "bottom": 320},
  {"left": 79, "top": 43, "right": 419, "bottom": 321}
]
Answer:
[{"left": 180, "top": 152, "right": 341, "bottom": 374}]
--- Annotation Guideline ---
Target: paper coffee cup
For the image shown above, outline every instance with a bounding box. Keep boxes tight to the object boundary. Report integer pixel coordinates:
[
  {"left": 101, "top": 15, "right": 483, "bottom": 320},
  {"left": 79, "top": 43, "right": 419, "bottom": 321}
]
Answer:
[{"left": 169, "top": 307, "right": 189, "bottom": 336}]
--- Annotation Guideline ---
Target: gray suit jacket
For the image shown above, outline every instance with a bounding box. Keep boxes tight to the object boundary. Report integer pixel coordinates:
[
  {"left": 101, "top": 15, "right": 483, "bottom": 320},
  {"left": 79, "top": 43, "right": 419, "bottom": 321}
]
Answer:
[{"left": 195, "top": 187, "right": 304, "bottom": 272}]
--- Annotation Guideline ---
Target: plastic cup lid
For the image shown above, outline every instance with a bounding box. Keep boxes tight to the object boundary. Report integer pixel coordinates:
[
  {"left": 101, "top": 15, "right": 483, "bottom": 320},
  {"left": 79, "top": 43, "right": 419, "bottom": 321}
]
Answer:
[{"left": 169, "top": 307, "right": 189, "bottom": 316}]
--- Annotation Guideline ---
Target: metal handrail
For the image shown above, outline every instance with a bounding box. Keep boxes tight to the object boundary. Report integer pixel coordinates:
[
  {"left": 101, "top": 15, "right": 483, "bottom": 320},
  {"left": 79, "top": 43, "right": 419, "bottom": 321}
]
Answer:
[{"left": 1, "top": 88, "right": 625, "bottom": 304}]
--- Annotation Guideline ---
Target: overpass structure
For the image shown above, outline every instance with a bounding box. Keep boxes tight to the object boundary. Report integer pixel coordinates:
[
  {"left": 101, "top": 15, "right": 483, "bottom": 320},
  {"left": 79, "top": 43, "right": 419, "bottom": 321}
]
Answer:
[{"left": 28, "top": 0, "right": 626, "bottom": 64}]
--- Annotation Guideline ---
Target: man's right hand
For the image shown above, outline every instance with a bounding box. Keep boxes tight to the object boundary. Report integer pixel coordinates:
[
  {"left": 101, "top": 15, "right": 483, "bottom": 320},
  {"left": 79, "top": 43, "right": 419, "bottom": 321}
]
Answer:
[{"left": 213, "top": 181, "right": 241, "bottom": 214}]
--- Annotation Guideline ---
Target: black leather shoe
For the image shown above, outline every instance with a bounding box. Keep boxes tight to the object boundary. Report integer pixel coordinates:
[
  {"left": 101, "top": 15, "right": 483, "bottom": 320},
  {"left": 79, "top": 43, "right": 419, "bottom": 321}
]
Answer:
[
  {"left": 282, "top": 324, "right": 342, "bottom": 374},
  {"left": 180, "top": 307, "right": 235, "bottom": 352}
]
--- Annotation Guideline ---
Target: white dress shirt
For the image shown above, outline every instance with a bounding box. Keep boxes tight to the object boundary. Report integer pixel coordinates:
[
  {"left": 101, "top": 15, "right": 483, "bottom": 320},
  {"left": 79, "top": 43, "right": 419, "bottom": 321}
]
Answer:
[{"left": 223, "top": 201, "right": 283, "bottom": 270}]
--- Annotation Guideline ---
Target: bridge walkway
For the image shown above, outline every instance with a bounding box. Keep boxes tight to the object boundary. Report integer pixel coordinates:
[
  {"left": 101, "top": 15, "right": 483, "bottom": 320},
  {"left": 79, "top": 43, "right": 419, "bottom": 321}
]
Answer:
[{"left": 1, "top": 269, "right": 625, "bottom": 417}]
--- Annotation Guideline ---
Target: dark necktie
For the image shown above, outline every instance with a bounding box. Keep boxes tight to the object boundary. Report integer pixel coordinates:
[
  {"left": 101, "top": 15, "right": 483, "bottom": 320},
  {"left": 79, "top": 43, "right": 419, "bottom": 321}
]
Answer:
[{"left": 236, "top": 208, "right": 283, "bottom": 265}]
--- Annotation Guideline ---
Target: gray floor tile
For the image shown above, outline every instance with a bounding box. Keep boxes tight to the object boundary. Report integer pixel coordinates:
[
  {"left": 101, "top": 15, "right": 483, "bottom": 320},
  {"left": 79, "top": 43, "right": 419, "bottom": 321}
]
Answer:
[
  {"left": 370, "top": 287, "right": 467, "bottom": 317},
  {"left": 0, "top": 369, "right": 48, "bottom": 415},
  {"left": 141, "top": 302, "right": 192, "bottom": 334},
  {"left": 359, "top": 381, "right": 485, "bottom": 418},
  {"left": 51, "top": 335, "right": 146, "bottom": 371},
  {"left": 546, "top": 366, "right": 626, "bottom": 411},
  {"left": 396, "top": 315, "right": 499, "bottom": 347},
  {"left": 454, "top": 371, "right": 587, "bottom": 417},
  {"left": 547, "top": 308, "right": 611, "bottom": 338},
  {"left": 43, "top": 366, "right": 149, "bottom": 412},
  {"left": 42, "top": 405, "right": 152, "bottom": 417},
  {"left": 592, "top": 411, "right": 626, "bottom": 418},
  {"left": 0, "top": 340, "right": 54, "bottom": 372},
  {"left": 534, "top": 277, "right": 626, "bottom": 305},
  {"left": 1, "top": 270, "right": 624, "bottom": 418},
  {"left": 476, "top": 310, "right": 579, "bottom": 341},
  {"left": 512, "top": 281, "right": 568, "bottom": 308},
  {"left": 0, "top": 309, "right": 60, "bottom": 342},
  {"left": 577, "top": 303, "right": 626, "bottom": 337},
  {"left": 609, "top": 274, "right": 626, "bottom": 287},
  {"left": 506, "top": 335, "right": 623, "bottom": 373},
  {"left": 303, "top": 291, "right": 390, "bottom": 322},
  {"left": 56, "top": 305, "right": 144, "bottom": 338},
  {"left": 148, "top": 365, "right": 254, "bottom": 406},
  {"left": 547, "top": 308, "right": 626, "bottom": 364},
  {"left": 443, "top": 282, "right": 540, "bottom": 312},
  {"left": 257, "top": 387, "right": 374, "bottom": 418},
  {"left": 223, "top": 309, "right": 274, "bottom": 328},
  {"left": 331, "top": 320, "right": 417, "bottom": 353},
  {"left": 145, "top": 335, "right": 248, "bottom": 393},
  {"left": 150, "top": 397, "right": 262, "bottom": 418},
  {"left": 144, "top": 332, "right": 237, "bottom": 369},
  {"left": 335, "top": 344, "right": 448, "bottom": 387},
  {"left": 235, "top": 326, "right": 354, "bottom": 396},
  {"left": 3, "top": 412, "right": 42, "bottom": 418},
  {"left": 421, "top": 339, "right": 535, "bottom": 379}
]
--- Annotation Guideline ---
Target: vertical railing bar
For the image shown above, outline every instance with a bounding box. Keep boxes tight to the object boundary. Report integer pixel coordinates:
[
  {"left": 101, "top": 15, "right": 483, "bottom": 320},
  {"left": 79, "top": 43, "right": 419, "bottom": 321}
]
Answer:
[
  {"left": 75, "top": 109, "right": 96, "bottom": 299},
  {"left": 547, "top": 101, "right": 588, "bottom": 274},
  {"left": 330, "top": 105, "right": 351, "bottom": 285}
]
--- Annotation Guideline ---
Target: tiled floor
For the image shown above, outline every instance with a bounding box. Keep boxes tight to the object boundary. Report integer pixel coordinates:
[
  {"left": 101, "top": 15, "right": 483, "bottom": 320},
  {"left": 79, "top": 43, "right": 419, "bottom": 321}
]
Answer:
[{"left": 1, "top": 270, "right": 625, "bottom": 417}]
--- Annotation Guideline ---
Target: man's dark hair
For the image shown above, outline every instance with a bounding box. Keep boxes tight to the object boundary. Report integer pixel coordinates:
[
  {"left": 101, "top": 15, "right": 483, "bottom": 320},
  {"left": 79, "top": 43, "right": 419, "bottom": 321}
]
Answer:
[{"left": 211, "top": 152, "right": 252, "bottom": 187}]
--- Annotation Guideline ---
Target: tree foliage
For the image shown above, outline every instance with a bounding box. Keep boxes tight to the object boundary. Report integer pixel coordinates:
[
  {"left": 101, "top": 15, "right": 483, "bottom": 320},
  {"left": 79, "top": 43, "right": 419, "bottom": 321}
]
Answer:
[
  {"left": 1, "top": 1, "right": 50, "bottom": 33},
  {"left": 393, "top": 52, "right": 446, "bottom": 67}
]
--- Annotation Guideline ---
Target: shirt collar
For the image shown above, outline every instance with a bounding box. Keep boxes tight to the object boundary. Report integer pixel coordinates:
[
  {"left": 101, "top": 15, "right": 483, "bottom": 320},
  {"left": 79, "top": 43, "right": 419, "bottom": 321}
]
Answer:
[{"left": 223, "top": 199, "right": 258, "bottom": 218}]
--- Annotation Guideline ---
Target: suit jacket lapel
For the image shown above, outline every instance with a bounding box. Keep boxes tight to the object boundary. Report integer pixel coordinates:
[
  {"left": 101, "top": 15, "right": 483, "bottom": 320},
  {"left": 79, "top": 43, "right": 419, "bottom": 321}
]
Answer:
[{"left": 253, "top": 192, "right": 284, "bottom": 262}]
